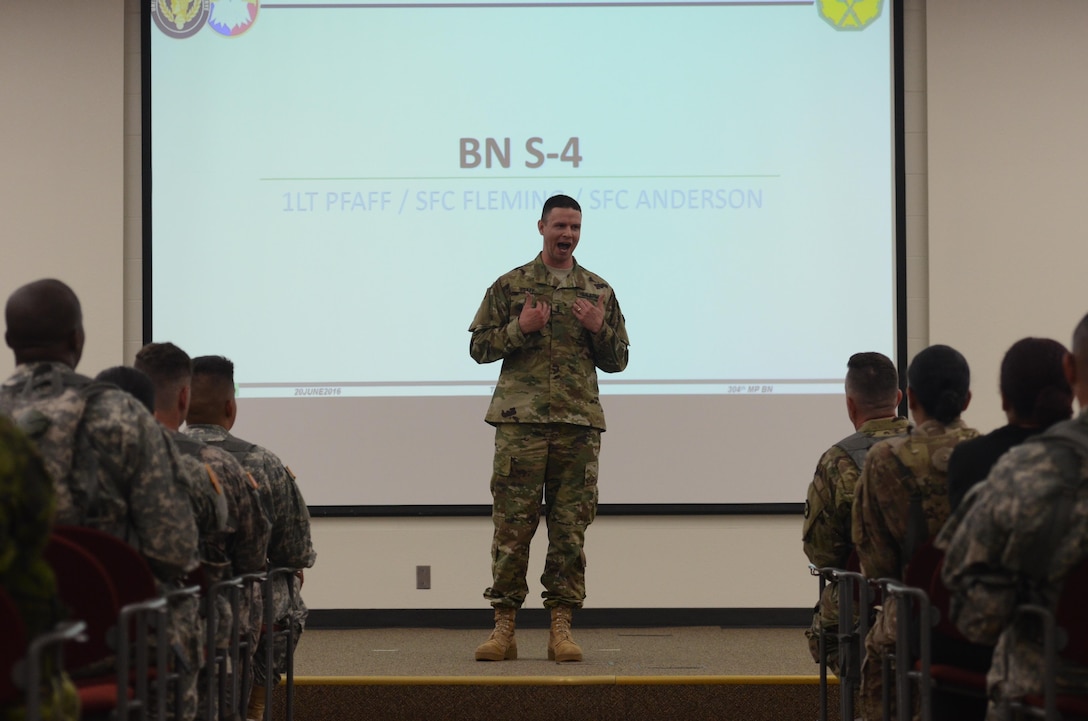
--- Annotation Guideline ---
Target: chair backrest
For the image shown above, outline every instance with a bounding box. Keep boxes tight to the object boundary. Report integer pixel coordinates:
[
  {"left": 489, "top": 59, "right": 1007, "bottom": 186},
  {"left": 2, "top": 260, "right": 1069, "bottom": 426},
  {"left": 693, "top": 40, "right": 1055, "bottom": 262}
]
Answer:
[
  {"left": 1054, "top": 556, "right": 1088, "bottom": 665},
  {"left": 903, "top": 539, "right": 943, "bottom": 592},
  {"left": 0, "top": 586, "right": 29, "bottom": 705},
  {"left": 52, "top": 525, "right": 158, "bottom": 608},
  {"left": 43, "top": 533, "right": 121, "bottom": 670}
]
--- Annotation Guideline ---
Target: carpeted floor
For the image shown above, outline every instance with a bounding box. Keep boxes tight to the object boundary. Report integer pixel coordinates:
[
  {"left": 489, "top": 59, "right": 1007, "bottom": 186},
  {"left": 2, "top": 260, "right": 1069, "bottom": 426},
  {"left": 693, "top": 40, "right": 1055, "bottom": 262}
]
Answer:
[
  {"left": 272, "top": 627, "right": 847, "bottom": 721},
  {"left": 293, "top": 626, "right": 821, "bottom": 677}
]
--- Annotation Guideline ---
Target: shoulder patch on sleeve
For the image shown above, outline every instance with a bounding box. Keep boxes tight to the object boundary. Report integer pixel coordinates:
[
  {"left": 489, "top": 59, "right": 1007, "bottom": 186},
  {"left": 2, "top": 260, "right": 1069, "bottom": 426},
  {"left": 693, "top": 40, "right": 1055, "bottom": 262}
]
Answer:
[{"left": 205, "top": 464, "right": 224, "bottom": 495}]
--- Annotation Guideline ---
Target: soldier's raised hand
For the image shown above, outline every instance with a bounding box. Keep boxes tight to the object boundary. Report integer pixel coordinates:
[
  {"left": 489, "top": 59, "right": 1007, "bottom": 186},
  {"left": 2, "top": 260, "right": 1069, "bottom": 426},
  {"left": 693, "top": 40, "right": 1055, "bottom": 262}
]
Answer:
[
  {"left": 519, "top": 292, "right": 551, "bottom": 334},
  {"left": 573, "top": 290, "right": 608, "bottom": 334}
]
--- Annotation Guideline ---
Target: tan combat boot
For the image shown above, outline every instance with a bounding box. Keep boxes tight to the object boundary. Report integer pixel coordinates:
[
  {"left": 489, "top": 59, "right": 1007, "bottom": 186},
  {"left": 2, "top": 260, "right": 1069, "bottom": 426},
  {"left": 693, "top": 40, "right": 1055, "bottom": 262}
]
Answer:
[
  {"left": 548, "top": 606, "right": 583, "bottom": 662},
  {"left": 246, "top": 685, "right": 266, "bottom": 721},
  {"left": 475, "top": 607, "right": 518, "bottom": 661}
]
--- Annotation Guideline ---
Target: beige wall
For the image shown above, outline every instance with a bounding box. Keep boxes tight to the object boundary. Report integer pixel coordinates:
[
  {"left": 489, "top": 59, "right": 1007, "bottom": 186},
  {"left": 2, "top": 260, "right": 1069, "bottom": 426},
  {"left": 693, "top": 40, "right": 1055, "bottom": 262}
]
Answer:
[
  {"left": 0, "top": 1, "right": 125, "bottom": 378},
  {"left": 12, "top": 0, "right": 1073, "bottom": 612}
]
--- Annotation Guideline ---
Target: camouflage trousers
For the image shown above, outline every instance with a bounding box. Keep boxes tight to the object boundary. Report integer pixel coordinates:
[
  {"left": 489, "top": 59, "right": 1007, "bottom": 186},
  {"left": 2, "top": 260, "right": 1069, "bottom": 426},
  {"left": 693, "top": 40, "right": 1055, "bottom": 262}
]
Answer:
[
  {"left": 251, "top": 574, "right": 308, "bottom": 687},
  {"left": 484, "top": 423, "right": 600, "bottom": 609},
  {"left": 806, "top": 581, "right": 843, "bottom": 675},
  {"left": 860, "top": 599, "right": 908, "bottom": 721},
  {"left": 167, "top": 593, "right": 203, "bottom": 721}
]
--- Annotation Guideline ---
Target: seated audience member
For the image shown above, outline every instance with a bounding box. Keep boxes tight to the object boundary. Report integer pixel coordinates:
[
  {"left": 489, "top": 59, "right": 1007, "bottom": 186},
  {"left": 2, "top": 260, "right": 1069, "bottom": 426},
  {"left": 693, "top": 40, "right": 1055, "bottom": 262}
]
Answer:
[
  {"left": 0, "top": 414, "right": 78, "bottom": 721},
  {"left": 134, "top": 343, "right": 270, "bottom": 721},
  {"left": 96, "top": 364, "right": 229, "bottom": 721},
  {"left": 852, "top": 344, "right": 979, "bottom": 721},
  {"left": 185, "top": 355, "right": 316, "bottom": 721},
  {"left": 947, "top": 337, "right": 1073, "bottom": 511},
  {"left": 939, "top": 313, "right": 1088, "bottom": 720},
  {"left": 803, "top": 352, "right": 908, "bottom": 674},
  {"left": 0, "top": 279, "right": 198, "bottom": 585}
]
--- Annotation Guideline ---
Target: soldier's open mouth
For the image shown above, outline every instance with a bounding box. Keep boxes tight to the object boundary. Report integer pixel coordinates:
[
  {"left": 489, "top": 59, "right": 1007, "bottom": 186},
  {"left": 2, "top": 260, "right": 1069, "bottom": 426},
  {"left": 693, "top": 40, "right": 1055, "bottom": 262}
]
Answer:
[{"left": 558, "top": 243, "right": 571, "bottom": 250}]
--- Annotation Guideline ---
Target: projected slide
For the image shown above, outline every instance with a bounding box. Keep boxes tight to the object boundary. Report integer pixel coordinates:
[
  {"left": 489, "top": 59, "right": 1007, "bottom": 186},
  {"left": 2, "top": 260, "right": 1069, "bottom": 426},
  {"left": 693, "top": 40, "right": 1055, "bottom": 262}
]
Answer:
[{"left": 150, "top": 0, "right": 896, "bottom": 508}]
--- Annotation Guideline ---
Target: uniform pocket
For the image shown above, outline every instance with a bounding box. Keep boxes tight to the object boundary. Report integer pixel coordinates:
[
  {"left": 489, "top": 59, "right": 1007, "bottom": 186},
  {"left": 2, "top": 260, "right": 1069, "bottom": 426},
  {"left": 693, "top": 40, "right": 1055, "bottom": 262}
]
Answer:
[
  {"left": 584, "top": 460, "right": 598, "bottom": 487},
  {"left": 493, "top": 453, "right": 512, "bottom": 477}
]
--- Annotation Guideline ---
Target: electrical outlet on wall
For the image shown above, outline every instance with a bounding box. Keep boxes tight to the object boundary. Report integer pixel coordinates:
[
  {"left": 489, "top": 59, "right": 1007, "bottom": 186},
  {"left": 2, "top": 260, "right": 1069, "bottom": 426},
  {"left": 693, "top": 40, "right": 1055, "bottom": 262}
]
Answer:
[{"left": 416, "top": 565, "right": 431, "bottom": 590}]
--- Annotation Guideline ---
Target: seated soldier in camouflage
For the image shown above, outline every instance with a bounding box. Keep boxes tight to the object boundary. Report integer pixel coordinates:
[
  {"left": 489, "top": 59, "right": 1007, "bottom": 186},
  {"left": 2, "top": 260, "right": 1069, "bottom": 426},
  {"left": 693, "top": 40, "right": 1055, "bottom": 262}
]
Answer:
[
  {"left": 803, "top": 352, "right": 908, "bottom": 675},
  {"left": 135, "top": 342, "right": 270, "bottom": 721},
  {"left": 184, "top": 355, "right": 316, "bottom": 721},
  {"left": 96, "top": 364, "right": 229, "bottom": 721},
  {"left": 939, "top": 314, "right": 1088, "bottom": 720},
  {"left": 0, "top": 414, "right": 78, "bottom": 721},
  {"left": 852, "top": 344, "right": 979, "bottom": 721}
]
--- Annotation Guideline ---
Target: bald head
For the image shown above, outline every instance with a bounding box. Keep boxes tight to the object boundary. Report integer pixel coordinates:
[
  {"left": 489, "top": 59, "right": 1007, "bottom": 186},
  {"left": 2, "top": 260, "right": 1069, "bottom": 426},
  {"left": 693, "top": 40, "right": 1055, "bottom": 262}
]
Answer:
[{"left": 4, "top": 279, "right": 85, "bottom": 367}]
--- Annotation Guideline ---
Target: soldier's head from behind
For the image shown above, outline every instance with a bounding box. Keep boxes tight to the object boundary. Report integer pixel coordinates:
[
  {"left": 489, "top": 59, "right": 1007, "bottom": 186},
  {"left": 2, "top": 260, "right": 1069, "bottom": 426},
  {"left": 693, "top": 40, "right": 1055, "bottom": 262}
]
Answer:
[
  {"left": 844, "top": 352, "right": 902, "bottom": 430},
  {"left": 95, "top": 365, "right": 156, "bottom": 414},
  {"left": 187, "top": 355, "right": 237, "bottom": 431},
  {"left": 4, "top": 279, "right": 85, "bottom": 368},
  {"left": 133, "top": 342, "right": 192, "bottom": 431},
  {"left": 1063, "top": 312, "right": 1088, "bottom": 409},
  {"left": 906, "top": 344, "right": 971, "bottom": 425},
  {"left": 999, "top": 337, "right": 1073, "bottom": 428}
]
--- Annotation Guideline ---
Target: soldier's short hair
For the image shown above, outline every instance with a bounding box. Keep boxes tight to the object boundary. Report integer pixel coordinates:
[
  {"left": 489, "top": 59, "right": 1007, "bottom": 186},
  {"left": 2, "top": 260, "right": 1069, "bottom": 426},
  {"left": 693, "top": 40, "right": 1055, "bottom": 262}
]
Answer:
[
  {"left": 192, "top": 355, "right": 234, "bottom": 384},
  {"left": 96, "top": 365, "right": 156, "bottom": 413},
  {"left": 845, "top": 352, "right": 899, "bottom": 412},
  {"left": 188, "top": 355, "right": 236, "bottom": 423},
  {"left": 541, "top": 194, "right": 581, "bottom": 221},
  {"left": 908, "top": 344, "right": 971, "bottom": 424},
  {"left": 1000, "top": 337, "right": 1072, "bottom": 428},
  {"left": 134, "top": 342, "right": 192, "bottom": 406}
]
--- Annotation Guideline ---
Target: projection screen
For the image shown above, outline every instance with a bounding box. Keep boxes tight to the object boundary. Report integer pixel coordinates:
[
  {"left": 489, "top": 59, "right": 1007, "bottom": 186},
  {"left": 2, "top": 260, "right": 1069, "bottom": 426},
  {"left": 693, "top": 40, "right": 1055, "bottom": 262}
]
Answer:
[{"left": 146, "top": 0, "right": 902, "bottom": 512}]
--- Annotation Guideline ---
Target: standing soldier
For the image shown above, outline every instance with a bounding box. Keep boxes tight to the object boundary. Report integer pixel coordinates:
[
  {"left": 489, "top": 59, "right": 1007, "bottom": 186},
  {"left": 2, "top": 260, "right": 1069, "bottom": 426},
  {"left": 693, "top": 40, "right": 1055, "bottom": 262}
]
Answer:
[{"left": 469, "top": 194, "right": 629, "bottom": 662}]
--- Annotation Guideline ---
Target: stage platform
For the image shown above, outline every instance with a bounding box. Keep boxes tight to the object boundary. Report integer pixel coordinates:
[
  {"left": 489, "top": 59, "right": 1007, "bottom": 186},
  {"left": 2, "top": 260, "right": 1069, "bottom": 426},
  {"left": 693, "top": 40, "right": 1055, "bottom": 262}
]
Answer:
[{"left": 274, "top": 626, "right": 844, "bottom": 721}]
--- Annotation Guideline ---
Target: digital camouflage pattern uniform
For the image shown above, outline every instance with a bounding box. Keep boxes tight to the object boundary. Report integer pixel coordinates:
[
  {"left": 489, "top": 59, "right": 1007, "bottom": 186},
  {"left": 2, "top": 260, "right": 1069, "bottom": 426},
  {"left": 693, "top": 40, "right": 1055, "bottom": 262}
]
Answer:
[
  {"left": 470, "top": 254, "right": 629, "bottom": 609},
  {"left": 0, "top": 414, "right": 78, "bottom": 721},
  {"left": 852, "top": 418, "right": 979, "bottom": 721},
  {"left": 170, "top": 431, "right": 268, "bottom": 721},
  {"left": 937, "top": 409, "right": 1088, "bottom": 721},
  {"left": 185, "top": 423, "right": 316, "bottom": 688},
  {"left": 159, "top": 430, "right": 228, "bottom": 721},
  {"left": 0, "top": 362, "right": 199, "bottom": 581},
  {"left": 0, "top": 362, "right": 199, "bottom": 721},
  {"left": 802, "top": 416, "right": 910, "bottom": 673}
]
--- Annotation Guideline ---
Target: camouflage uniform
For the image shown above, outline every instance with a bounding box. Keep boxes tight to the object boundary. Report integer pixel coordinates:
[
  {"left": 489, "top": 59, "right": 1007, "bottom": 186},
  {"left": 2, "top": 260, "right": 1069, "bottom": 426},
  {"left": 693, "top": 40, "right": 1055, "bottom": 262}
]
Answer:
[
  {"left": 0, "top": 362, "right": 199, "bottom": 581},
  {"left": 185, "top": 423, "right": 316, "bottom": 687},
  {"left": 852, "top": 418, "right": 979, "bottom": 721},
  {"left": 0, "top": 414, "right": 78, "bottom": 721},
  {"left": 160, "top": 431, "right": 229, "bottom": 721},
  {"left": 170, "top": 431, "right": 268, "bottom": 721},
  {"left": 802, "top": 416, "right": 910, "bottom": 672},
  {"left": 937, "top": 409, "right": 1088, "bottom": 721},
  {"left": 469, "top": 254, "right": 629, "bottom": 609}
]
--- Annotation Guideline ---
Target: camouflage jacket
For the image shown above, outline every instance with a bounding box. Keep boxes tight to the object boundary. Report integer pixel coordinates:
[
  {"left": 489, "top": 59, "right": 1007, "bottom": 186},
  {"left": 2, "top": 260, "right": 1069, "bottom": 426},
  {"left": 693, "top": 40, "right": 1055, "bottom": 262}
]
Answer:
[
  {"left": 852, "top": 417, "right": 979, "bottom": 581},
  {"left": 163, "top": 428, "right": 229, "bottom": 538},
  {"left": 937, "top": 409, "right": 1088, "bottom": 705},
  {"left": 0, "top": 413, "right": 59, "bottom": 637},
  {"left": 804, "top": 416, "right": 911, "bottom": 570},
  {"left": 185, "top": 424, "right": 315, "bottom": 570},
  {"left": 0, "top": 362, "right": 198, "bottom": 582},
  {"left": 169, "top": 429, "right": 270, "bottom": 581},
  {"left": 469, "top": 254, "right": 629, "bottom": 430}
]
